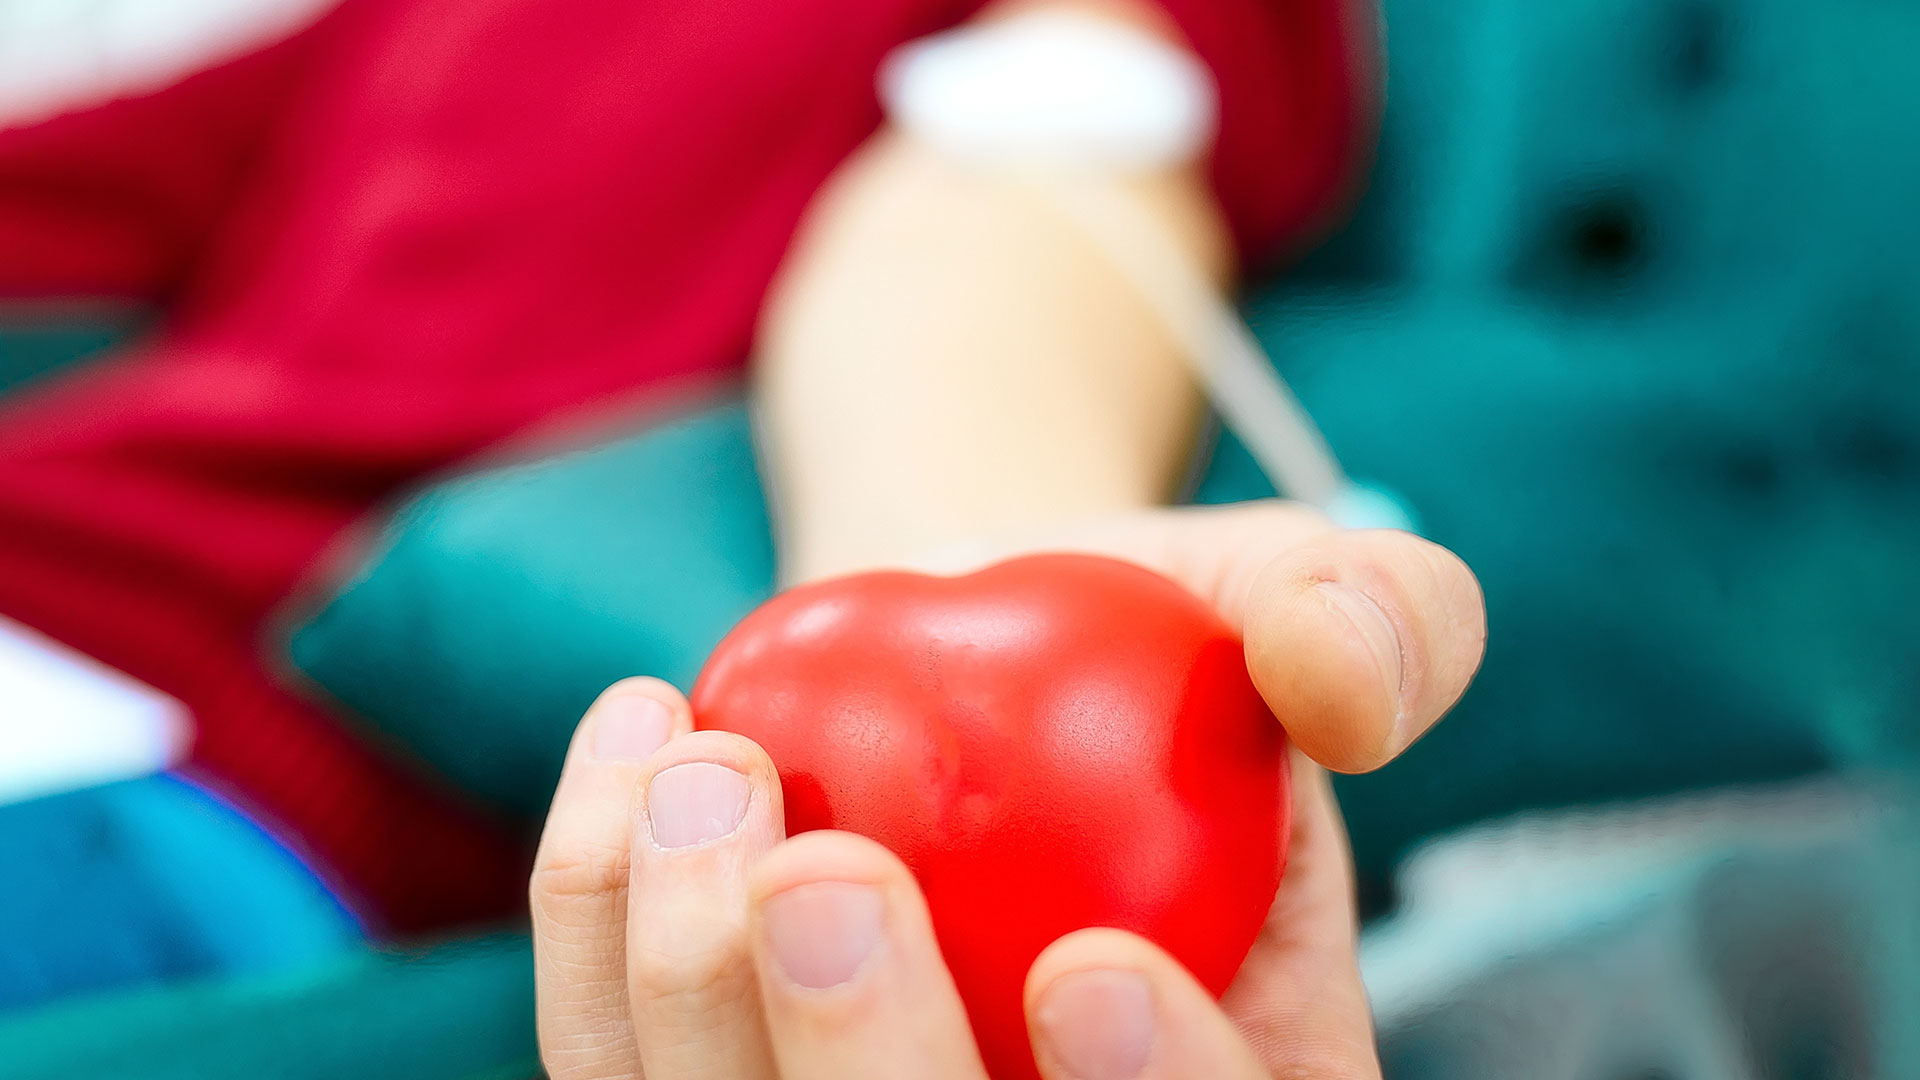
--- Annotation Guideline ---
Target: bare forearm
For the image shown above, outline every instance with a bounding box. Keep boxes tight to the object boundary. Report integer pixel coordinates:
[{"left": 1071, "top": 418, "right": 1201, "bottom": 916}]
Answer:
[{"left": 756, "top": 118, "right": 1233, "bottom": 583}]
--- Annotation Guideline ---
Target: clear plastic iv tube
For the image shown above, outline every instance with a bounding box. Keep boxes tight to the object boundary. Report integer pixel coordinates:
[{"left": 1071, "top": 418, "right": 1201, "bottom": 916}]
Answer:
[{"left": 1020, "top": 170, "right": 1351, "bottom": 510}]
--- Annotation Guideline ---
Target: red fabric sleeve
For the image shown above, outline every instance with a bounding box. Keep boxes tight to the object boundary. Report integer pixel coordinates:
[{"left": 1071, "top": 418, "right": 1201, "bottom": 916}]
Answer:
[
  {"left": 0, "top": 29, "right": 319, "bottom": 302},
  {"left": 1151, "top": 0, "right": 1383, "bottom": 267}
]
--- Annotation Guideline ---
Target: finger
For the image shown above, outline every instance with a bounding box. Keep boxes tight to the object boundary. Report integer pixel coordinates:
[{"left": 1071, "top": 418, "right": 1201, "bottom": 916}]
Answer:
[
  {"left": 903, "top": 500, "right": 1335, "bottom": 600},
  {"left": 531, "top": 677, "right": 689, "bottom": 1080},
  {"left": 1026, "top": 928, "right": 1270, "bottom": 1080},
  {"left": 1241, "top": 527, "right": 1485, "bottom": 772},
  {"left": 905, "top": 501, "right": 1485, "bottom": 774},
  {"left": 627, "top": 731, "right": 786, "bottom": 1080},
  {"left": 748, "top": 831, "right": 991, "bottom": 1080},
  {"left": 1221, "top": 752, "right": 1381, "bottom": 1078}
]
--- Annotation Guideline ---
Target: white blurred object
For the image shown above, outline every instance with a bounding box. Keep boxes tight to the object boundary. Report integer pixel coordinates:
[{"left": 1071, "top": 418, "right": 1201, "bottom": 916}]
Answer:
[
  {"left": 0, "top": 614, "right": 191, "bottom": 805},
  {"left": 881, "top": 11, "right": 1215, "bottom": 174},
  {"left": 0, "top": 0, "right": 334, "bottom": 126}
]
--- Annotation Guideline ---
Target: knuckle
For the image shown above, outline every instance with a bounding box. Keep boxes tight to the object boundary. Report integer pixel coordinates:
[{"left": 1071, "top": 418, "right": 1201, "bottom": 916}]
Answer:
[
  {"left": 628, "top": 934, "right": 754, "bottom": 1006},
  {"left": 530, "top": 839, "right": 631, "bottom": 909}
]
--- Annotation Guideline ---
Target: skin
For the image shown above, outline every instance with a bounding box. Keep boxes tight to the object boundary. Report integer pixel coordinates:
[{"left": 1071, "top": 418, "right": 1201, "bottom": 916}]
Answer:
[
  {"left": 535, "top": 0, "right": 1487, "bottom": 1073},
  {"left": 755, "top": 0, "right": 1229, "bottom": 585},
  {"left": 532, "top": 502, "right": 1487, "bottom": 1079}
]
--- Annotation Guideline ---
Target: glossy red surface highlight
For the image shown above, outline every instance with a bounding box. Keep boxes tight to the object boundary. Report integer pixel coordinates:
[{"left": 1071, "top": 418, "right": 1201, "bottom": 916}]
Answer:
[{"left": 694, "top": 553, "right": 1290, "bottom": 1080}]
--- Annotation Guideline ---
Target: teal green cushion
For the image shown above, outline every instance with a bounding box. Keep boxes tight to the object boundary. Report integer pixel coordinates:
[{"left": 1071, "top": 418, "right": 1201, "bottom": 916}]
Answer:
[
  {"left": 286, "top": 0, "right": 1920, "bottom": 887},
  {"left": 0, "top": 935, "right": 535, "bottom": 1080},
  {"left": 289, "top": 401, "right": 776, "bottom": 815}
]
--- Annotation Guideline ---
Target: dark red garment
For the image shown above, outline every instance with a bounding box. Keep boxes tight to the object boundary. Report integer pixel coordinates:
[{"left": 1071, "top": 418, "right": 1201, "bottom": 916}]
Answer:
[{"left": 0, "top": 0, "right": 1377, "bottom": 931}]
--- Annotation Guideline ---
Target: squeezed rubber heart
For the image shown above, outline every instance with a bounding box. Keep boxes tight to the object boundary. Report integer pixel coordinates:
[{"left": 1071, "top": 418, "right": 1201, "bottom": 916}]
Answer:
[{"left": 691, "top": 553, "right": 1289, "bottom": 1079}]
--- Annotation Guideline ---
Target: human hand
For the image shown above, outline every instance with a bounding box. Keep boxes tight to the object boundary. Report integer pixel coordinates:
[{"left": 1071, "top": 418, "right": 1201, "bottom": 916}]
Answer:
[{"left": 531, "top": 501, "right": 1485, "bottom": 1078}]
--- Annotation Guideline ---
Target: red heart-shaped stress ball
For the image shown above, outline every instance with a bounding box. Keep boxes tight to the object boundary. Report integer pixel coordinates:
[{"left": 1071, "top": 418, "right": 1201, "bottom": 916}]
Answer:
[{"left": 691, "top": 553, "right": 1290, "bottom": 1080}]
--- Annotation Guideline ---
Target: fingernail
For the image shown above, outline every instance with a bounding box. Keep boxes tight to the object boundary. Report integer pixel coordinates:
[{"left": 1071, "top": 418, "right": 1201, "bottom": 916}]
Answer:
[
  {"left": 590, "top": 694, "right": 674, "bottom": 761},
  {"left": 647, "top": 762, "right": 750, "bottom": 847},
  {"left": 762, "top": 882, "right": 884, "bottom": 990},
  {"left": 1035, "top": 969, "right": 1156, "bottom": 1080},
  {"left": 1314, "top": 582, "right": 1406, "bottom": 713}
]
